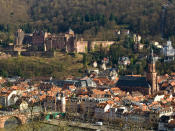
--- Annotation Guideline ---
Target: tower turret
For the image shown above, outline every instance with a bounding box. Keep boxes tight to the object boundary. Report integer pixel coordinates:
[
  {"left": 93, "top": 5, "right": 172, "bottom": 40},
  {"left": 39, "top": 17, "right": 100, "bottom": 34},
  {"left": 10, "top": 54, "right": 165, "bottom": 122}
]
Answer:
[
  {"left": 61, "top": 93, "right": 66, "bottom": 113},
  {"left": 15, "top": 29, "right": 24, "bottom": 46}
]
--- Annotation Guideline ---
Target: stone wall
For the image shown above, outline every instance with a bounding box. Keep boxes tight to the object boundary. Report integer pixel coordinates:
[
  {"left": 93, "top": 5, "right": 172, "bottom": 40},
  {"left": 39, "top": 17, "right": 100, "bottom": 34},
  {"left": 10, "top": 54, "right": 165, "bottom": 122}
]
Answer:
[
  {"left": 90, "top": 41, "right": 115, "bottom": 51},
  {"left": 21, "top": 51, "right": 55, "bottom": 57},
  {"left": 75, "top": 40, "right": 88, "bottom": 53},
  {"left": 27, "top": 29, "right": 116, "bottom": 53},
  {"left": 44, "top": 34, "right": 76, "bottom": 52},
  {"left": 45, "top": 36, "right": 66, "bottom": 51},
  {"left": 4, "top": 51, "right": 19, "bottom": 57},
  {"left": 32, "top": 31, "right": 45, "bottom": 51},
  {"left": 15, "top": 29, "right": 116, "bottom": 53},
  {"left": 66, "top": 36, "right": 76, "bottom": 53},
  {"left": 36, "top": 34, "right": 115, "bottom": 53},
  {"left": 74, "top": 40, "right": 115, "bottom": 53}
]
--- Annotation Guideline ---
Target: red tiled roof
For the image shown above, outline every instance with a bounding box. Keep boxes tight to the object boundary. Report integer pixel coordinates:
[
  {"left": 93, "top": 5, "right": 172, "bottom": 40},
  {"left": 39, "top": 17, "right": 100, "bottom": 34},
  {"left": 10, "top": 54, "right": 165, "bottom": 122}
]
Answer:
[
  {"left": 171, "top": 73, "right": 175, "bottom": 76},
  {"left": 170, "top": 81, "right": 175, "bottom": 87},
  {"left": 106, "top": 100, "right": 114, "bottom": 104},
  {"left": 162, "top": 82, "right": 169, "bottom": 87}
]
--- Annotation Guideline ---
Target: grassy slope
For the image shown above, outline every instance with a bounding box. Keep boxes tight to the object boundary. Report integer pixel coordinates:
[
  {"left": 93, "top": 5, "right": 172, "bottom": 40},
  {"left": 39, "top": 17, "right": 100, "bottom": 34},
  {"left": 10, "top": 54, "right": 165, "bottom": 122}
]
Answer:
[{"left": 0, "top": 52, "right": 83, "bottom": 79}]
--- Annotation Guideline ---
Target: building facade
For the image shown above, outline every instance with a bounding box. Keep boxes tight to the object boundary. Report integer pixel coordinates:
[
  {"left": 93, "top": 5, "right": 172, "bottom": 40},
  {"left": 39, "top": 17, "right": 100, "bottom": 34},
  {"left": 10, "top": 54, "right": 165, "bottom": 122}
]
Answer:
[
  {"left": 14, "top": 29, "right": 115, "bottom": 53},
  {"left": 162, "top": 40, "right": 175, "bottom": 61},
  {"left": 116, "top": 50, "right": 159, "bottom": 95}
]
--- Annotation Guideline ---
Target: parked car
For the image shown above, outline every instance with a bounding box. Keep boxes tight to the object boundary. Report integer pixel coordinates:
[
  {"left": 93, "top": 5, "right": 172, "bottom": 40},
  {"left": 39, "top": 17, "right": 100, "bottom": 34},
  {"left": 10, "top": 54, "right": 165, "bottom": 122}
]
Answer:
[{"left": 95, "top": 122, "right": 103, "bottom": 126}]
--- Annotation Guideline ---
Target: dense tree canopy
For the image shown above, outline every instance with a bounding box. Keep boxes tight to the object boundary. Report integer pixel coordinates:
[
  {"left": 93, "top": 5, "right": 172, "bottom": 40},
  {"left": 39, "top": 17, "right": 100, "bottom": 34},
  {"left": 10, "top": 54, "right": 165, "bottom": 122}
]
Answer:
[{"left": 0, "top": 0, "right": 175, "bottom": 39}]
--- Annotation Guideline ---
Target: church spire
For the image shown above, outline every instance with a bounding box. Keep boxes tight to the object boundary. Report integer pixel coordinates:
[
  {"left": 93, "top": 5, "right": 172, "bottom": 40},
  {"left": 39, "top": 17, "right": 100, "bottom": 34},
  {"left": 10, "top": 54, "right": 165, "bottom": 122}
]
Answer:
[
  {"left": 147, "top": 48, "right": 155, "bottom": 64},
  {"left": 146, "top": 48, "right": 159, "bottom": 94}
]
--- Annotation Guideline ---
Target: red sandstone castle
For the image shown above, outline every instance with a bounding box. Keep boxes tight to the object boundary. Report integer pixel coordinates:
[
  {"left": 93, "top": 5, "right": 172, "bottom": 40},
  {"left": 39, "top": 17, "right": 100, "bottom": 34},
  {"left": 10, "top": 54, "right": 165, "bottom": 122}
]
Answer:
[{"left": 15, "top": 29, "right": 115, "bottom": 53}]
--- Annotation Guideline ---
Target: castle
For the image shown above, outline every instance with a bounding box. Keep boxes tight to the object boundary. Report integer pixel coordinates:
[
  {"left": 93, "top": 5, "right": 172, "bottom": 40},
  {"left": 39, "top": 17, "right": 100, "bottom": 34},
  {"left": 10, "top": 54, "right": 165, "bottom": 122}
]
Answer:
[
  {"left": 14, "top": 29, "right": 24, "bottom": 47},
  {"left": 15, "top": 29, "right": 115, "bottom": 53},
  {"left": 116, "top": 49, "right": 159, "bottom": 95}
]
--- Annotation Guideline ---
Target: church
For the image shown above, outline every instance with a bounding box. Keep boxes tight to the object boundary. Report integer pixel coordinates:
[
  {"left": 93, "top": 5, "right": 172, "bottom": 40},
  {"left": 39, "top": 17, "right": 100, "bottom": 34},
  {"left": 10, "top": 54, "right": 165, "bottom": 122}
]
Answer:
[{"left": 116, "top": 50, "right": 159, "bottom": 95}]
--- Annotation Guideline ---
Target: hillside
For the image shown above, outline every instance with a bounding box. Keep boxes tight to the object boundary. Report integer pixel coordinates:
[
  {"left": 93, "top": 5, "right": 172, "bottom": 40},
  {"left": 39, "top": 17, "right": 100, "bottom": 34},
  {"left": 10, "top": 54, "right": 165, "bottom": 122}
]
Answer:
[
  {"left": 0, "top": 0, "right": 29, "bottom": 24},
  {"left": 0, "top": 0, "right": 175, "bottom": 39},
  {"left": 0, "top": 52, "right": 84, "bottom": 79}
]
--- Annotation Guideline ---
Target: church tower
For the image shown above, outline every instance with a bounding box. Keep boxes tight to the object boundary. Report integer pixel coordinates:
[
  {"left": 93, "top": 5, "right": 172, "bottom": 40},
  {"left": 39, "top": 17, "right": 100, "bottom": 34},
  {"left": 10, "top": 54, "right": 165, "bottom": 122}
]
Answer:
[
  {"left": 61, "top": 93, "right": 66, "bottom": 113},
  {"left": 146, "top": 49, "right": 159, "bottom": 94}
]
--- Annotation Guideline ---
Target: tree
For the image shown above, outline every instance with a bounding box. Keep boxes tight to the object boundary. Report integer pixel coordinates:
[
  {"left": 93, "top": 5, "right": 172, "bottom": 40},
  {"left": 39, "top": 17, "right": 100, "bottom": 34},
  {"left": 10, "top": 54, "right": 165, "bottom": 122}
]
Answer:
[{"left": 83, "top": 53, "right": 88, "bottom": 68}]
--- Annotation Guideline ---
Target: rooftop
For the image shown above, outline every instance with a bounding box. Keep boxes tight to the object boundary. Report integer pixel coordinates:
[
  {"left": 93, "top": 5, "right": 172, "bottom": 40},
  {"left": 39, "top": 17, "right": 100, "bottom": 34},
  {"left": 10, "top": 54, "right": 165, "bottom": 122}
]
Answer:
[{"left": 116, "top": 76, "right": 150, "bottom": 88}]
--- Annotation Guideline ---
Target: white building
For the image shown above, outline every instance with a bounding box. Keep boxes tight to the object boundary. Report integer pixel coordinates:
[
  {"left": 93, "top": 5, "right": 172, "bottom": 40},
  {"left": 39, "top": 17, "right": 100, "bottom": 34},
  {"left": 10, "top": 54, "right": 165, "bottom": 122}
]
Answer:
[
  {"left": 154, "top": 94, "right": 165, "bottom": 102},
  {"left": 118, "top": 56, "right": 130, "bottom": 66},
  {"left": 0, "top": 90, "right": 18, "bottom": 107},
  {"left": 162, "top": 40, "right": 175, "bottom": 58},
  {"left": 133, "top": 34, "right": 142, "bottom": 43},
  {"left": 19, "top": 100, "right": 28, "bottom": 111},
  {"left": 93, "top": 61, "right": 98, "bottom": 68},
  {"left": 94, "top": 103, "right": 111, "bottom": 120}
]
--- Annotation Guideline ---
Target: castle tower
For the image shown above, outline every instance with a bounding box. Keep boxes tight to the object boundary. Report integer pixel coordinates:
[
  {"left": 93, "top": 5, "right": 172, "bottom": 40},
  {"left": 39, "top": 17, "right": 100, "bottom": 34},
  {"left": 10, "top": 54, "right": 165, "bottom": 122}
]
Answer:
[
  {"left": 44, "top": 43, "right": 47, "bottom": 52},
  {"left": 68, "top": 28, "right": 74, "bottom": 36},
  {"left": 15, "top": 29, "right": 24, "bottom": 46},
  {"left": 146, "top": 49, "right": 159, "bottom": 94},
  {"left": 61, "top": 93, "right": 66, "bottom": 113}
]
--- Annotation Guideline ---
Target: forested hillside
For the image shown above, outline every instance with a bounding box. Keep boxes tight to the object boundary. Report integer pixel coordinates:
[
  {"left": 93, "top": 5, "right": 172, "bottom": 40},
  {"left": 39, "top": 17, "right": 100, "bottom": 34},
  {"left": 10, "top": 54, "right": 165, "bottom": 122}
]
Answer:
[
  {"left": 0, "top": 0, "right": 175, "bottom": 39},
  {"left": 0, "top": 0, "right": 29, "bottom": 24}
]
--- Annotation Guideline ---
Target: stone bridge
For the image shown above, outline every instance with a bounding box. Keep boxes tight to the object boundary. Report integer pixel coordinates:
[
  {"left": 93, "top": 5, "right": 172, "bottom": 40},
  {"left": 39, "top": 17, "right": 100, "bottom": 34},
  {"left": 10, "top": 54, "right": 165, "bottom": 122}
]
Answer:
[{"left": 0, "top": 111, "right": 40, "bottom": 128}]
